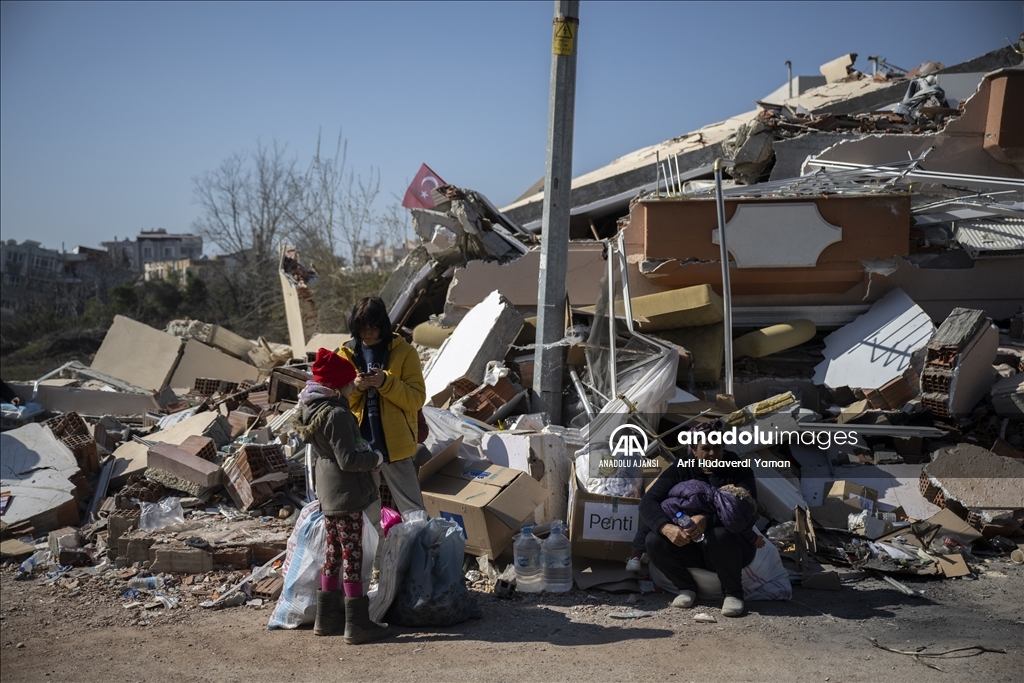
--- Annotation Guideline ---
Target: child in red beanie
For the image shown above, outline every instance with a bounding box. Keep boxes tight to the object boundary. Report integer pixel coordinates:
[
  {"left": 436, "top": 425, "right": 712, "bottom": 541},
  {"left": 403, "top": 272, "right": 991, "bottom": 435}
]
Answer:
[{"left": 293, "top": 348, "right": 389, "bottom": 643}]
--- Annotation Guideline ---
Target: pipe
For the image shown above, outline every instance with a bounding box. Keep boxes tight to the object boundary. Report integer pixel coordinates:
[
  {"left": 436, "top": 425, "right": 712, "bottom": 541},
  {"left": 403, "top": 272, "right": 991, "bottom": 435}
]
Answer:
[
  {"left": 606, "top": 241, "right": 617, "bottom": 401},
  {"left": 615, "top": 231, "right": 634, "bottom": 333},
  {"left": 568, "top": 367, "right": 595, "bottom": 419},
  {"left": 785, "top": 60, "right": 792, "bottom": 99},
  {"left": 714, "top": 158, "right": 734, "bottom": 396},
  {"left": 31, "top": 360, "right": 80, "bottom": 402}
]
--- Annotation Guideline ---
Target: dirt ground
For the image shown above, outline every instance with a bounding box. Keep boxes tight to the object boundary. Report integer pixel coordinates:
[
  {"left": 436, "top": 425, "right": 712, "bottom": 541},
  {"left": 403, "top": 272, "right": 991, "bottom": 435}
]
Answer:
[{"left": 1, "top": 557, "right": 1021, "bottom": 683}]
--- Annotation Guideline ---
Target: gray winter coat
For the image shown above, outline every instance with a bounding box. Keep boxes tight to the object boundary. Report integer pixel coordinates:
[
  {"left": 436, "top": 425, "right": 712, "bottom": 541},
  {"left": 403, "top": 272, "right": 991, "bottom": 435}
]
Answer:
[{"left": 296, "top": 398, "right": 379, "bottom": 516}]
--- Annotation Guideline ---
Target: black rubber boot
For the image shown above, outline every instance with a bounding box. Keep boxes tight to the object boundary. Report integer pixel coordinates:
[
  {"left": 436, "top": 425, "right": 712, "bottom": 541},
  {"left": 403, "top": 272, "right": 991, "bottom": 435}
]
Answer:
[
  {"left": 313, "top": 589, "right": 345, "bottom": 636},
  {"left": 343, "top": 595, "right": 390, "bottom": 644}
]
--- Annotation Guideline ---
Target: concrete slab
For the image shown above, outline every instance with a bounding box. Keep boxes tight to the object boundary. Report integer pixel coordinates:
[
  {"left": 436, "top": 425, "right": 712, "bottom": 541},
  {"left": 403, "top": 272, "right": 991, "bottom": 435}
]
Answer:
[
  {"left": 91, "top": 315, "right": 183, "bottom": 391},
  {"left": 0, "top": 424, "right": 81, "bottom": 534},
  {"left": 424, "top": 291, "right": 524, "bottom": 400},
  {"left": 110, "top": 411, "right": 232, "bottom": 487},
  {"left": 168, "top": 340, "right": 259, "bottom": 390},
  {"left": 813, "top": 288, "right": 935, "bottom": 390}
]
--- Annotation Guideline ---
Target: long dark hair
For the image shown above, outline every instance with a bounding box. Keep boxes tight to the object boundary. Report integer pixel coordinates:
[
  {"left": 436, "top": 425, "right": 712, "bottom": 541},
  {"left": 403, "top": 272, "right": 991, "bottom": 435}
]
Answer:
[{"left": 348, "top": 296, "right": 393, "bottom": 343}]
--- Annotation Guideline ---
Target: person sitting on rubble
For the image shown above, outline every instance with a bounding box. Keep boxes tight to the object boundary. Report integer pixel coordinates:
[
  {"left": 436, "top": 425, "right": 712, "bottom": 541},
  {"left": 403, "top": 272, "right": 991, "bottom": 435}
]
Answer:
[
  {"left": 638, "top": 419, "right": 759, "bottom": 618},
  {"left": 294, "top": 348, "right": 390, "bottom": 643},
  {"left": 338, "top": 297, "right": 427, "bottom": 526},
  {"left": 660, "top": 481, "right": 764, "bottom": 548}
]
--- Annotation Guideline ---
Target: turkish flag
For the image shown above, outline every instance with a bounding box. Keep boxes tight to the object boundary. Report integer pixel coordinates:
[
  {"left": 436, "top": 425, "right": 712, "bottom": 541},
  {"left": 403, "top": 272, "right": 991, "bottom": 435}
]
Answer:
[{"left": 401, "top": 163, "right": 446, "bottom": 210}]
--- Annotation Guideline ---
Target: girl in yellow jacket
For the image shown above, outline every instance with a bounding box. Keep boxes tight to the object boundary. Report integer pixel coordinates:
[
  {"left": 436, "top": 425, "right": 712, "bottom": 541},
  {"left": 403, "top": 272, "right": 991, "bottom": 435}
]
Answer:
[{"left": 337, "top": 296, "right": 427, "bottom": 519}]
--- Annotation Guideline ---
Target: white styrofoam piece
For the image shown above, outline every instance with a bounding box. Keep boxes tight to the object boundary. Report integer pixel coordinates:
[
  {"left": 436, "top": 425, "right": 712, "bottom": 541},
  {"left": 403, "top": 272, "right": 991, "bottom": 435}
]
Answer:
[{"left": 812, "top": 288, "right": 935, "bottom": 390}]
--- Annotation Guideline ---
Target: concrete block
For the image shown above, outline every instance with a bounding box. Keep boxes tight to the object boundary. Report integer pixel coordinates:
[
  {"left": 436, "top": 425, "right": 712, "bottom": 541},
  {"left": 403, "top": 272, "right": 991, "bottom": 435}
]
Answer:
[
  {"left": 149, "top": 546, "right": 215, "bottom": 574},
  {"left": 47, "top": 527, "right": 82, "bottom": 557},
  {"left": 91, "top": 315, "right": 184, "bottom": 391},
  {"left": 147, "top": 443, "right": 222, "bottom": 488},
  {"left": 119, "top": 537, "right": 155, "bottom": 565},
  {"left": 214, "top": 547, "right": 252, "bottom": 569},
  {"left": 425, "top": 290, "right": 524, "bottom": 400},
  {"left": 169, "top": 339, "right": 258, "bottom": 390}
]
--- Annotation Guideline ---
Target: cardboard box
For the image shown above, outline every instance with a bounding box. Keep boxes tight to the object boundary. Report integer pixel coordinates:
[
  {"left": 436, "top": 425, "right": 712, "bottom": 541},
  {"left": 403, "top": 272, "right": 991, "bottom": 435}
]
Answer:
[
  {"left": 419, "top": 438, "right": 547, "bottom": 559},
  {"left": 823, "top": 480, "right": 878, "bottom": 511},
  {"left": 567, "top": 462, "right": 646, "bottom": 562}
]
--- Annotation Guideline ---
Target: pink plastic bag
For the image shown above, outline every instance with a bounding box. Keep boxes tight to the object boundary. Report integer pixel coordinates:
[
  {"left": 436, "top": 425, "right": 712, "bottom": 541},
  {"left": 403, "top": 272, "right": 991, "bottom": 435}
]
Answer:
[{"left": 381, "top": 506, "right": 402, "bottom": 538}]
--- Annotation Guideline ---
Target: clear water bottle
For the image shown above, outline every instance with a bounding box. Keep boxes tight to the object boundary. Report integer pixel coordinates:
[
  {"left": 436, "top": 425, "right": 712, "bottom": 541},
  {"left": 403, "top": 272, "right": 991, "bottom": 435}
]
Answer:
[
  {"left": 128, "top": 576, "right": 167, "bottom": 589},
  {"left": 513, "top": 524, "right": 543, "bottom": 593},
  {"left": 674, "top": 511, "right": 705, "bottom": 543},
  {"left": 16, "top": 550, "right": 49, "bottom": 579},
  {"left": 542, "top": 521, "right": 573, "bottom": 593}
]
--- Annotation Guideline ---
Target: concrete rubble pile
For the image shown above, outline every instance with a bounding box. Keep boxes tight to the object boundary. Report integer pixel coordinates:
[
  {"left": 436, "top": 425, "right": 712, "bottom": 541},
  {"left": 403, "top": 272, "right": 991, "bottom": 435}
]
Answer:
[{"left": 2, "top": 47, "right": 1023, "bottom": 611}]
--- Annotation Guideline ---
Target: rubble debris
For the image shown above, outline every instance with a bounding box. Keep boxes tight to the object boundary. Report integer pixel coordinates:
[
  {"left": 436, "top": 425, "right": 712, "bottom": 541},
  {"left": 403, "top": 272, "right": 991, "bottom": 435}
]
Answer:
[
  {"left": 279, "top": 244, "right": 319, "bottom": 355},
  {"left": 109, "top": 411, "right": 232, "bottom": 487},
  {"left": 169, "top": 340, "right": 258, "bottom": 390},
  {"left": 920, "top": 310, "right": 998, "bottom": 418},
  {"left": 990, "top": 373, "right": 1024, "bottom": 417},
  {"left": 813, "top": 288, "right": 934, "bottom": 392},
  {"left": 91, "top": 315, "right": 185, "bottom": 391},
  {"left": 424, "top": 290, "right": 524, "bottom": 402},
  {"left": 223, "top": 444, "right": 290, "bottom": 512},
  {"left": 0, "top": 424, "right": 82, "bottom": 535},
  {"left": 922, "top": 444, "right": 1024, "bottom": 510},
  {"left": 43, "top": 411, "right": 100, "bottom": 476},
  {"left": 166, "top": 319, "right": 257, "bottom": 361}
]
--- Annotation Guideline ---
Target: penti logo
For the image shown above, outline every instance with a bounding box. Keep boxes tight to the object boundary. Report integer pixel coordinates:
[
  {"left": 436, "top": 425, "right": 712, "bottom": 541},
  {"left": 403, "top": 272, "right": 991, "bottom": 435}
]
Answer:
[{"left": 608, "top": 424, "right": 649, "bottom": 459}]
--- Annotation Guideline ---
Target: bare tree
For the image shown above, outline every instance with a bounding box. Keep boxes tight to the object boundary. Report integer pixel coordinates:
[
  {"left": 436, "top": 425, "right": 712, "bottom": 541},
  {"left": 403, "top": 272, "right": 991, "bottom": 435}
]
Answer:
[{"left": 191, "top": 140, "right": 302, "bottom": 336}]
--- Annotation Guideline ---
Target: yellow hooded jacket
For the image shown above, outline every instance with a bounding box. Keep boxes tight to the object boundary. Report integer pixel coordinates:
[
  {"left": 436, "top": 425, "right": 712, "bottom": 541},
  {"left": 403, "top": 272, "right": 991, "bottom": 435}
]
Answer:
[{"left": 337, "top": 334, "right": 425, "bottom": 463}]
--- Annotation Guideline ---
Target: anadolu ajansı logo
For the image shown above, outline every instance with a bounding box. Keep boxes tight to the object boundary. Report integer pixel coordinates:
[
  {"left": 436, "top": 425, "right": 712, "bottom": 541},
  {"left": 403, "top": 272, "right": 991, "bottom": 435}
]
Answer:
[{"left": 608, "top": 424, "right": 649, "bottom": 459}]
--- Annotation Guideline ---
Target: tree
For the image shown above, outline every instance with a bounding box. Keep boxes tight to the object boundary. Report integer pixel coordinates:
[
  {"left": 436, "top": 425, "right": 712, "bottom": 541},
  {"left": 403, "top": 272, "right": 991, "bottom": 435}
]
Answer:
[{"left": 191, "top": 141, "right": 301, "bottom": 338}]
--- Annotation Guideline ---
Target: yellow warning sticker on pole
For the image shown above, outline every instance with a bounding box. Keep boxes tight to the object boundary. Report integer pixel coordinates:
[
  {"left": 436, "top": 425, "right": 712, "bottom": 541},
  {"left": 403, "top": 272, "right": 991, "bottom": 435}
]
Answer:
[{"left": 552, "top": 18, "right": 576, "bottom": 56}]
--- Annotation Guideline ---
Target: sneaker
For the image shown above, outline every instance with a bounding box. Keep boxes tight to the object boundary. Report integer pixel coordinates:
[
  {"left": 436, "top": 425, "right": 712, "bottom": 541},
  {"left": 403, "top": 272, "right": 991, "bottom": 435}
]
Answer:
[
  {"left": 671, "top": 590, "right": 697, "bottom": 608},
  {"left": 625, "top": 555, "right": 643, "bottom": 572},
  {"left": 722, "top": 596, "right": 745, "bottom": 617}
]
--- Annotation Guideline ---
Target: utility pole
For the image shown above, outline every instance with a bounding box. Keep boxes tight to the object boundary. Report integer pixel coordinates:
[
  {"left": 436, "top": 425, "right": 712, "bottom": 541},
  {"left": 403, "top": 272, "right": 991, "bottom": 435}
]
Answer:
[{"left": 533, "top": 0, "right": 579, "bottom": 424}]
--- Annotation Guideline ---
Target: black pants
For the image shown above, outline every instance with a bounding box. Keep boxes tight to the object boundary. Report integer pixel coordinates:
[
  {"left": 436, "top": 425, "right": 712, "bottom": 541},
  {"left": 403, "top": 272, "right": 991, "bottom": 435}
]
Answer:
[{"left": 645, "top": 525, "right": 756, "bottom": 599}]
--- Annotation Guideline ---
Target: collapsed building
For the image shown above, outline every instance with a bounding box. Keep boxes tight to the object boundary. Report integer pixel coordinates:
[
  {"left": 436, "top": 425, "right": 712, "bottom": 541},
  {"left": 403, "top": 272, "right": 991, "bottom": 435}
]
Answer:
[{"left": 2, "top": 47, "right": 1022, "bottom": 616}]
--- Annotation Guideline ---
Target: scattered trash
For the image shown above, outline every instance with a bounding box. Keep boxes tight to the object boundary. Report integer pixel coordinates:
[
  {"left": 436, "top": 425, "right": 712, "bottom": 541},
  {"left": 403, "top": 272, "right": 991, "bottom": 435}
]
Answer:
[
  {"left": 693, "top": 613, "right": 717, "bottom": 623},
  {"left": 608, "top": 611, "right": 651, "bottom": 619}
]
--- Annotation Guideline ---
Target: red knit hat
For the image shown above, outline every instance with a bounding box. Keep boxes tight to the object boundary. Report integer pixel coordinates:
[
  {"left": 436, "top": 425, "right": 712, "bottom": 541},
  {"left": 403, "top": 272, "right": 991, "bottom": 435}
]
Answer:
[{"left": 311, "top": 348, "right": 357, "bottom": 389}]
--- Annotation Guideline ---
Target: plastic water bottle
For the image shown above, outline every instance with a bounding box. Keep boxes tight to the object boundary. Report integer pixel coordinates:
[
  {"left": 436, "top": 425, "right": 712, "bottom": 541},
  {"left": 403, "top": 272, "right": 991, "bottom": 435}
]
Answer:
[
  {"left": 16, "top": 550, "right": 49, "bottom": 578},
  {"left": 128, "top": 576, "right": 167, "bottom": 589},
  {"left": 542, "top": 521, "right": 573, "bottom": 593},
  {"left": 674, "top": 511, "right": 705, "bottom": 543},
  {"left": 513, "top": 525, "right": 543, "bottom": 593}
]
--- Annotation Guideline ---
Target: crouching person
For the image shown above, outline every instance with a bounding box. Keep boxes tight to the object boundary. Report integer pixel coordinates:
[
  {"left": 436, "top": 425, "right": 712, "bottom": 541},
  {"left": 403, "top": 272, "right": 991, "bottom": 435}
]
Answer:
[{"left": 295, "top": 348, "right": 390, "bottom": 643}]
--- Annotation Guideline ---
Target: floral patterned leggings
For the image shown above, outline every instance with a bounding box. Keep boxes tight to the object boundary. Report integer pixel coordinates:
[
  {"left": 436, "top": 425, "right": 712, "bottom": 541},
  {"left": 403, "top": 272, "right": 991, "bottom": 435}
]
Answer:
[{"left": 323, "top": 512, "right": 363, "bottom": 583}]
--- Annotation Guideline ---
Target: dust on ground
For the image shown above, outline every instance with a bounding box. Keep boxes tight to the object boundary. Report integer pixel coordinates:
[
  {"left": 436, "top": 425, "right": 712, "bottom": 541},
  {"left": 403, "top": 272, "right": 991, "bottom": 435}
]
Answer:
[{"left": 1, "top": 558, "right": 1021, "bottom": 683}]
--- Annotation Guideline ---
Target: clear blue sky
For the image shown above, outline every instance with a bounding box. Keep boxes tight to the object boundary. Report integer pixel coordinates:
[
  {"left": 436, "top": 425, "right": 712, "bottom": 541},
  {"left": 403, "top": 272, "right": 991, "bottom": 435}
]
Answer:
[{"left": 1, "top": 1, "right": 1019, "bottom": 253}]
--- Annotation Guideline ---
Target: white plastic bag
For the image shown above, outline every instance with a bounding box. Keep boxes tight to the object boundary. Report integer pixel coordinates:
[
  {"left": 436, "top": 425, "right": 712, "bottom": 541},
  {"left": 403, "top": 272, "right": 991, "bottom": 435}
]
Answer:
[
  {"left": 137, "top": 497, "right": 184, "bottom": 531},
  {"left": 269, "top": 504, "right": 378, "bottom": 629},
  {"left": 649, "top": 529, "right": 792, "bottom": 601},
  {"left": 268, "top": 500, "right": 325, "bottom": 629}
]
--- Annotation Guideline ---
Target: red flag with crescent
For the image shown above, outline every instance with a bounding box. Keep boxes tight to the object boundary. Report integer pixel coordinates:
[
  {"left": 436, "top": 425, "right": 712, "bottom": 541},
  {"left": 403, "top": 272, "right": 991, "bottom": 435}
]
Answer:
[{"left": 401, "top": 163, "right": 445, "bottom": 209}]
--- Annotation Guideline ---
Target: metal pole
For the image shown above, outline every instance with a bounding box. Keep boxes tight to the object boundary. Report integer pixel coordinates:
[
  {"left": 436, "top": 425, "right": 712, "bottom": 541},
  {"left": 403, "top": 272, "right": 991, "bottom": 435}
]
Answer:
[
  {"left": 714, "top": 158, "right": 734, "bottom": 396},
  {"left": 534, "top": 0, "right": 580, "bottom": 424},
  {"left": 606, "top": 242, "right": 618, "bottom": 401},
  {"left": 615, "top": 232, "right": 634, "bottom": 333},
  {"left": 785, "top": 60, "right": 792, "bottom": 98}
]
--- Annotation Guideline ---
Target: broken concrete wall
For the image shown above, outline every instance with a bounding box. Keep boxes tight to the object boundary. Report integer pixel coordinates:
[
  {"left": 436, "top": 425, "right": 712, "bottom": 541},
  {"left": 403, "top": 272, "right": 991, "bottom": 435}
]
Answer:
[
  {"left": 424, "top": 291, "right": 524, "bottom": 401},
  {"left": 91, "top": 315, "right": 184, "bottom": 391},
  {"left": 443, "top": 243, "right": 606, "bottom": 326},
  {"left": 168, "top": 340, "right": 260, "bottom": 390},
  {"left": 809, "top": 68, "right": 1024, "bottom": 181}
]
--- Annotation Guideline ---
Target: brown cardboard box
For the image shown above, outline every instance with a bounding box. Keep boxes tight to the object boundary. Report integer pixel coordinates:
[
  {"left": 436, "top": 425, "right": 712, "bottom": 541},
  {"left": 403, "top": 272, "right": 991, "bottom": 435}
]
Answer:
[
  {"left": 567, "top": 462, "right": 668, "bottom": 562},
  {"left": 823, "top": 481, "right": 878, "bottom": 511},
  {"left": 419, "top": 439, "right": 547, "bottom": 560}
]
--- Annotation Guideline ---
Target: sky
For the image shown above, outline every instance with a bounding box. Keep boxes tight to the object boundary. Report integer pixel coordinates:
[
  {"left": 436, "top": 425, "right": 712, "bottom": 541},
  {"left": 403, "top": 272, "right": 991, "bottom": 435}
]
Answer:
[{"left": 1, "top": 1, "right": 1020, "bottom": 254}]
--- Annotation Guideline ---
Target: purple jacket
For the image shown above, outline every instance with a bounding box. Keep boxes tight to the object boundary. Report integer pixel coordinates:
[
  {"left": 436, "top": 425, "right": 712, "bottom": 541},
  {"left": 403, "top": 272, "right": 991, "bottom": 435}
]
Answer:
[{"left": 660, "top": 479, "right": 757, "bottom": 543}]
